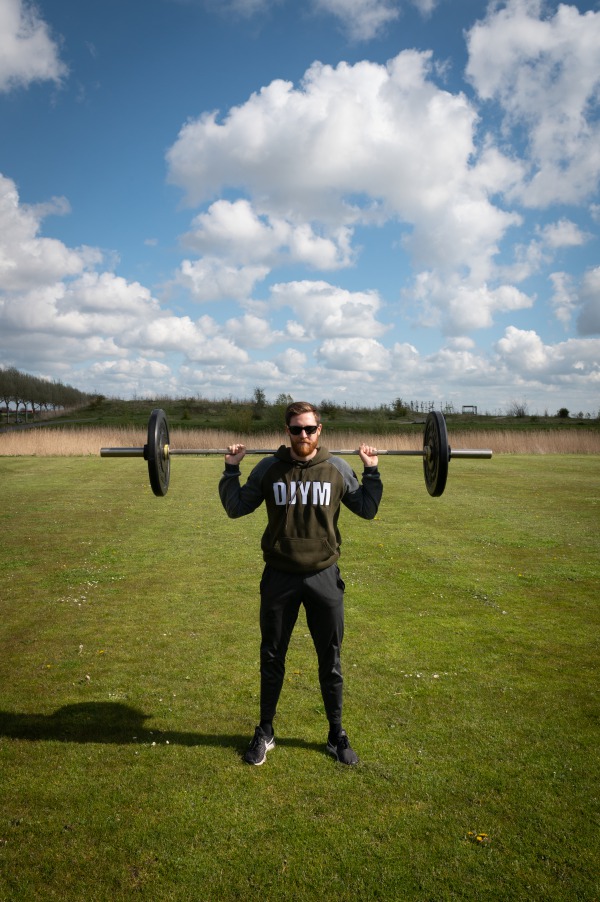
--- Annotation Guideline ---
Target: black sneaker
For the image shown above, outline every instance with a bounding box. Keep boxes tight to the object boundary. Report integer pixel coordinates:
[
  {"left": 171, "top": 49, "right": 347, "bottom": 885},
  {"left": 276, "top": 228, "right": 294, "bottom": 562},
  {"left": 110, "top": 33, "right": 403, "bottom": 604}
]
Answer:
[
  {"left": 243, "top": 726, "right": 275, "bottom": 766},
  {"left": 326, "top": 730, "right": 359, "bottom": 765}
]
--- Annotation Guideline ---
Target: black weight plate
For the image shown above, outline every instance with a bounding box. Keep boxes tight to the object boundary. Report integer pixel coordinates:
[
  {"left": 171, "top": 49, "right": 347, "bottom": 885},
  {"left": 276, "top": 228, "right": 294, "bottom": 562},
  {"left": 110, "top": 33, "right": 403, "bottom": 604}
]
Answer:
[
  {"left": 423, "top": 411, "right": 449, "bottom": 497},
  {"left": 146, "top": 408, "right": 170, "bottom": 497}
]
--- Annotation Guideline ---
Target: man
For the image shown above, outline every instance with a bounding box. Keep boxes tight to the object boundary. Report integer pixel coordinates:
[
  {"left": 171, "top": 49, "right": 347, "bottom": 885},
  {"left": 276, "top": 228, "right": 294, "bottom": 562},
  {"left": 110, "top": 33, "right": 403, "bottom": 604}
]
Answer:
[{"left": 219, "top": 401, "right": 382, "bottom": 766}]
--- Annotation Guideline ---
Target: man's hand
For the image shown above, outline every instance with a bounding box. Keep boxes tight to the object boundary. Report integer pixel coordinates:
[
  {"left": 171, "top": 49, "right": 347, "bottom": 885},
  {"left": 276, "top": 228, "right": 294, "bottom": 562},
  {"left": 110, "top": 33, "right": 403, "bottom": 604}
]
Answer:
[
  {"left": 358, "top": 443, "right": 378, "bottom": 468},
  {"left": 225, "top": 443, "right": 246, "bottom": 466}
]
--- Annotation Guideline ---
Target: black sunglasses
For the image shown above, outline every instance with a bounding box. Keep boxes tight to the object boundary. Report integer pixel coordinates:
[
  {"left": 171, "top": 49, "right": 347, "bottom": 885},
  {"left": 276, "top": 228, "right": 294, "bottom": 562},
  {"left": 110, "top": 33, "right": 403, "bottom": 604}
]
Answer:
[{"left": 288, "top": 424, "right": 320, "bottom": 435}]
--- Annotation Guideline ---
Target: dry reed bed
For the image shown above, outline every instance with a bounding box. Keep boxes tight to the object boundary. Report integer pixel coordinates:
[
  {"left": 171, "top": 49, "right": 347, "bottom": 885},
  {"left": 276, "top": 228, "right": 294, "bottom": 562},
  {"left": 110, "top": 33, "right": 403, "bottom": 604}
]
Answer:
[{"left": 0, "top": 426, "right": 599, "bottom": 456}]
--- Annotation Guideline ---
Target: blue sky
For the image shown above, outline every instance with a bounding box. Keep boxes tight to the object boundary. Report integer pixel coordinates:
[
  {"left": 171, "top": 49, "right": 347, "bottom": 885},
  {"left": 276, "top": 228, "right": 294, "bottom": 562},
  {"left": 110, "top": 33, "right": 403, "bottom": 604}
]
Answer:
[{"left": 1, "top": 0, "right": 599, "bottom": 414}]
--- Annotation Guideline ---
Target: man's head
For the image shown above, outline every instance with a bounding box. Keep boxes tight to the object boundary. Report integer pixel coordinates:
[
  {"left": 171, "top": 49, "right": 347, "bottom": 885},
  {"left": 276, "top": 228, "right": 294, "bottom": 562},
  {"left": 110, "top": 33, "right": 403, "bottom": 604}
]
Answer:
[
  {"left": 285, "top": 401, "right": 322, "bottom": 460},
  {"left": 285, "top": 401, "right": 320, "bottom": 426}
]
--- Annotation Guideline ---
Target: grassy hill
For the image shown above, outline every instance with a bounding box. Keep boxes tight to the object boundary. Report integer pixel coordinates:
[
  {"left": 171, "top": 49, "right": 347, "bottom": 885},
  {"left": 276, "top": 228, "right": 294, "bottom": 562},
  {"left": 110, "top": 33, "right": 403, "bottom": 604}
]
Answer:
[{"left": 9, "top": 396, "right": 599, "bottom": 437}]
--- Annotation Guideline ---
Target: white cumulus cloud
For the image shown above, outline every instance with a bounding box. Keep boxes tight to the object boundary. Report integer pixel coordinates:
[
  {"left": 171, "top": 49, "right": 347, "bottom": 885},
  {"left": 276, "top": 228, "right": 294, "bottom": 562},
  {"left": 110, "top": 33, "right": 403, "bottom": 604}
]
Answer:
[
  {"left": 317, "top": 336, "right": 391, "bottom": 372},
  {"left": 540, "top": 218, "right": 589, "bottom": 250},
  {"left": 312, "top": 0, "right": 401, "bottom": 41},
  {"left": 175, "top": 257, "right": 269, "bottom": 303},
  {"left": 551, "top": 267, "right": 600, "bottom": 335},
  {"left": 577, "top": 267, "right": 600, "bottom": 336},
  {"left": 466, "top": 0, "right": 600, "bottom": 206},
  {"left": 411, "top": 272, "right": 533, "bottom": 334},
  {"left": 224, "top": 312, "right": 282, "bottom": 348},
  {"left": 496, "top": 325, "right": 600, "bottom": 378},
  {"left": 271, "top": 280, "right": 387, "bottom": 340},
  {"left": 167, "top": 50, "right": 527, "bottom": 333},
  {"left": 0, "top": 175, "right": 94, "bottom": 290},
  {"left": 0, "top": 0, "right": 67, "bottom": 92},
  {"left": 275, "top": 347, "right": 308, "bottom": 374},
  {"left": 184, "top": 199, "right": 353, "bottom": 269}
]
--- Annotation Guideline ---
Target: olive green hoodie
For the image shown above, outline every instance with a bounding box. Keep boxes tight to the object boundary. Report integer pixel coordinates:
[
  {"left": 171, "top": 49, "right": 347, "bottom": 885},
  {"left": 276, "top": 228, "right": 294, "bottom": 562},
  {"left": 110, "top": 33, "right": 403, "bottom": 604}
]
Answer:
[{"left": 219, "top": 445, "right": 382, "bottom": 573}]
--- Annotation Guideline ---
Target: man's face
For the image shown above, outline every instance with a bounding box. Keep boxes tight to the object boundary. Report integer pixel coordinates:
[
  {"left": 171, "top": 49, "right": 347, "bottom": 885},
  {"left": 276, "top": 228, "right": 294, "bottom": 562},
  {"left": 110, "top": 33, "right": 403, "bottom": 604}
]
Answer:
[{"left": 287, "top": 412, "right": 322, "bottom": 460}]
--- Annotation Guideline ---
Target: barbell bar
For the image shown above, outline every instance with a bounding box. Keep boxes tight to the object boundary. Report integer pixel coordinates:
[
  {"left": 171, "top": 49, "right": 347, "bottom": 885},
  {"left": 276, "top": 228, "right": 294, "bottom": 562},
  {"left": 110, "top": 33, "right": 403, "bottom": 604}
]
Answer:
[{"left": 100, "top": 408, "right": 492, "bottom": 498}]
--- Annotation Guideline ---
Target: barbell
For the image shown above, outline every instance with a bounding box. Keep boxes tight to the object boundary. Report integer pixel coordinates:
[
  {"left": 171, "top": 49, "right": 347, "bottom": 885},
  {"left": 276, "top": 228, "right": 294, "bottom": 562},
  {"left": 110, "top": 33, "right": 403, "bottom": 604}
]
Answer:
[{"left": 100, "top": 408, "right": 492, "bottom": 498}]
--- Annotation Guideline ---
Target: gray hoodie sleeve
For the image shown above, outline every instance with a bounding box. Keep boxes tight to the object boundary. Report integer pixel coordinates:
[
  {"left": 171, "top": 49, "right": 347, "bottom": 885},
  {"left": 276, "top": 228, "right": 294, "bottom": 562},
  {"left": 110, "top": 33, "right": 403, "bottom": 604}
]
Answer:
[
  {"left": 329, "top": 457, "right": 383, "bottom": 520},
  {"left": 218, "top": 456, "right": 276, "bottom": 518}
]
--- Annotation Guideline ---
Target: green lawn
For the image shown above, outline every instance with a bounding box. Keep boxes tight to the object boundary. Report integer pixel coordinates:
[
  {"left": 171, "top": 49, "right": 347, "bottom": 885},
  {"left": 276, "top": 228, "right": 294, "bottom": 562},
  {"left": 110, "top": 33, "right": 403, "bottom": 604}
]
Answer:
[{"left": 1, "top": 454, "right": 598, "bottom": 900}]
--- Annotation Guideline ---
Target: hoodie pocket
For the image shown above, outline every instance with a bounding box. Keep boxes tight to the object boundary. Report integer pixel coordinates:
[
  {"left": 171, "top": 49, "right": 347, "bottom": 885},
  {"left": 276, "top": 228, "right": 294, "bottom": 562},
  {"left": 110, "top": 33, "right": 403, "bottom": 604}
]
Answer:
[{"left": 272, "top": 536, "right": 336, "bottom": 565}]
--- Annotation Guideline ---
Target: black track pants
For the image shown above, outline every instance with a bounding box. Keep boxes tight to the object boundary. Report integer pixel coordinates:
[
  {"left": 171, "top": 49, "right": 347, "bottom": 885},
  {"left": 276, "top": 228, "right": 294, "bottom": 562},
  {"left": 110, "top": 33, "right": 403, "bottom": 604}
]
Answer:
[{"left": 259, "top": 564, "right": 345, "bottom": 728}]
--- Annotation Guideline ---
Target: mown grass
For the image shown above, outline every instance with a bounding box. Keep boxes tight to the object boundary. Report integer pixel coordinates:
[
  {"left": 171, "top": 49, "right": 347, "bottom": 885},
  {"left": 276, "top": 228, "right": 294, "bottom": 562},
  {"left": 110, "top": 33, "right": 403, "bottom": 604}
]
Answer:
[{"left": 0, "top": 454, "right": 598, "bottom": 900}]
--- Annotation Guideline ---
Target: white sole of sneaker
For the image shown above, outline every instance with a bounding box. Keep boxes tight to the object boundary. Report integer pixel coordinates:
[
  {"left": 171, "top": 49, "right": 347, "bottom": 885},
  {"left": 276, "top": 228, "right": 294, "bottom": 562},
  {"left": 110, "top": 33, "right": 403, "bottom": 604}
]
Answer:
[{"left": 245, "top": 736, "right": 275, "bottom": 766}]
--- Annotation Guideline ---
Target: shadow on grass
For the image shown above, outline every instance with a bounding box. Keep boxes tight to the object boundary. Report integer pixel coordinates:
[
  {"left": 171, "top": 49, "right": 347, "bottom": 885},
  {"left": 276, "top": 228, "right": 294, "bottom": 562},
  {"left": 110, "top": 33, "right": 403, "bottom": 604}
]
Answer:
[{"left": 0, "top": 702, "right": 324, "bottom": 755}]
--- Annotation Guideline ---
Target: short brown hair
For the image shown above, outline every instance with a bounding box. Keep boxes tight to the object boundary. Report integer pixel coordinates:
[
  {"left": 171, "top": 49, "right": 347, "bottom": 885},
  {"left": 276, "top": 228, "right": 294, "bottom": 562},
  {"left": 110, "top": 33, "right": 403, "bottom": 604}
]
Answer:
[{"left": 285, "top": 401, "right": 320, "bottom": 426}]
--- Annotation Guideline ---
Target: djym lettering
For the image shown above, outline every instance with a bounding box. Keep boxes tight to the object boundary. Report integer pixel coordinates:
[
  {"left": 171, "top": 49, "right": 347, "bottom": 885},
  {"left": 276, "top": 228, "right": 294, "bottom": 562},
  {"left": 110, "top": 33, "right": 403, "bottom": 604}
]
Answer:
[{"left": 273, "top": 481, "right": 332, "bottom": 506}]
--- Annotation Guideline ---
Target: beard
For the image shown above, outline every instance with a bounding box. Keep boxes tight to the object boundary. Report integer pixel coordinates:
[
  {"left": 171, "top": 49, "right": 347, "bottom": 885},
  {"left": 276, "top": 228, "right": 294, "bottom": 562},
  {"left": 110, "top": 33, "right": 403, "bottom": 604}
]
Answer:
[{"left": 289, "top": 433, "right": 319, "bottom": 459}]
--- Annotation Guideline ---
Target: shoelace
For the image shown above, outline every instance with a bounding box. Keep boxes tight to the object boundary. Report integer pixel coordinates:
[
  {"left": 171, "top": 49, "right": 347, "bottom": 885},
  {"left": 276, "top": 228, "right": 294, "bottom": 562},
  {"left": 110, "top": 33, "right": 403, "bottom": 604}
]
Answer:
[{"left": 251, "top": 729, "right": 272, "bottom": 748}]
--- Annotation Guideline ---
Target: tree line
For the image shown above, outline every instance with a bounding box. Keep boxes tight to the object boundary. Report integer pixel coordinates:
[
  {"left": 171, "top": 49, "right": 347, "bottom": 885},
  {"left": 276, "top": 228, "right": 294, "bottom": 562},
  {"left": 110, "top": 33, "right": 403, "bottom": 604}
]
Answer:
[{"left": 0, "top": 367, "right": 92, "bottom": 424}]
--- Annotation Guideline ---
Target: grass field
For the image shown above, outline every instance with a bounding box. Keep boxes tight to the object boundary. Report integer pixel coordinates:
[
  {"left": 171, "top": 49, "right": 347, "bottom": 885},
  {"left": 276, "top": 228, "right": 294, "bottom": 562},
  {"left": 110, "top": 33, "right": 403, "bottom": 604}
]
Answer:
[{"left": 1, "top": 453, "right": 599, "bottom": 900}]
